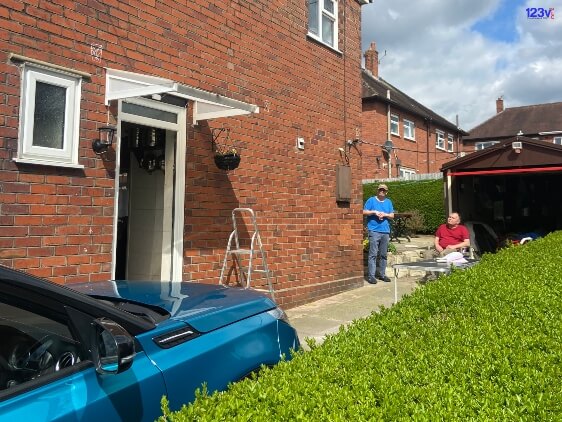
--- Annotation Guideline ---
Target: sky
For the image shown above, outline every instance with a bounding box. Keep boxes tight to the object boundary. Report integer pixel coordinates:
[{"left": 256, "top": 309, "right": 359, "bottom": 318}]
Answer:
[{"left": 361, "top": 0, "right": 562, "bottom": 131}]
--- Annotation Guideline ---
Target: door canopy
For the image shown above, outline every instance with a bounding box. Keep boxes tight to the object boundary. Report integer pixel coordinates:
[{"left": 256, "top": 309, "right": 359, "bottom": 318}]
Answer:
[{"left": 105, "top": 68, "right": 259, "bottom": 124}]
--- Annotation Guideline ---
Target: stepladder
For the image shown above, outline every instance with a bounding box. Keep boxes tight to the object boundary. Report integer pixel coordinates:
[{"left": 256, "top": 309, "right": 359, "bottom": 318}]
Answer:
[{"left": 219, "top": 208, "right": 274, "bottom": 299}]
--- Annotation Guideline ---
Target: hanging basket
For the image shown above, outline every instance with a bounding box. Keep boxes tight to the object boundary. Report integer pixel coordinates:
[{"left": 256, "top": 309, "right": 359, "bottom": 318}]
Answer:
[{"left": 214, "top": 152, "right": 241, "bottom": 170}]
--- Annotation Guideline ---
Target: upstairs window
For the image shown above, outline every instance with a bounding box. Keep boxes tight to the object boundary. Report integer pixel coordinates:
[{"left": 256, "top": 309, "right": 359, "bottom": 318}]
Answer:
[
  {"left": 16, "top": 64, "right": 82, "bottom": 167},
  {"left": 436, "top": 130, "right": 445, "bottom": 150},
  {"left": 447, "top": 134, "right": 454, "bottom": 152},
  {"left": 390, "top": 114, "right": 399, "bottom": 136},
  {"left": 308, "top": 0, "right": 338, "bottom": 49},
  {"left": 553, "top": 136, "right": 562, "bottom": 145},
  {"left": 403, "top": 119, "right": 415, "bottom": 140}
]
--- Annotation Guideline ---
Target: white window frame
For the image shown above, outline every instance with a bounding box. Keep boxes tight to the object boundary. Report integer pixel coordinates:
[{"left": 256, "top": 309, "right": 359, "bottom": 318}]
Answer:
[
  {"left": 436, "top": 130, "right": 445, "bottom": 150},
  {"left": 447, "top": 133, "right": 454, "bottom": 152},
  {"left": 307, "top": 0, "right": 339, "bottom": 50},
  {"left": 553, "top": 136, "right": 562, "bottom": 145},
  {"left": 390, "top": 114, "right": 400, "bottom": 136},
  {"left": 403, "top": 119, "right": 415, "bottom": 141},
  {"left": 16, "top": 64, "right": 82, "bottom": 168},
  {"left": 399, "top": 167, "right": 416, "bottom": 179},
  {"left": 475, "top": 141, "right": 500, "bottom": 151}
]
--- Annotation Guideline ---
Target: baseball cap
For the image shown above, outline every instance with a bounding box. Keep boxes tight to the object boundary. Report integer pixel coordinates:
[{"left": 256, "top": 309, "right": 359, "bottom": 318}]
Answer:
[{"left": 377, "top": 184, "right": 388, "bottom": 191}]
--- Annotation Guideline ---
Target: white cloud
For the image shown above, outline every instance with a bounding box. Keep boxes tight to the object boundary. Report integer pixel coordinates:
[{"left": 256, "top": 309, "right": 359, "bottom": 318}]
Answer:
[{"left": 361, "top": 0, "right": 562, "bottom": 131}]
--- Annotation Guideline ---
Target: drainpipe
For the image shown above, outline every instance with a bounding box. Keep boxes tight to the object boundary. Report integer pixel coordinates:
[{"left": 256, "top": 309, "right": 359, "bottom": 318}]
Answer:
[
  {"left": 425, "top": 117, "right": 432, "bottom": 173},
  {"left": 455, "top": 114, "right": 460, "bottom": 157},
  {"left": 386, "top": 90, "right": 391, "bottom": 178}
]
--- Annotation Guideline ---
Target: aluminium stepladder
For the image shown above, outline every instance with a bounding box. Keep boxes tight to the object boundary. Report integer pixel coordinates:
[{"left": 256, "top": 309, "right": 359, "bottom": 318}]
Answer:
[{"left": 218, "top": 208, "right": 274, "bottom": 299}]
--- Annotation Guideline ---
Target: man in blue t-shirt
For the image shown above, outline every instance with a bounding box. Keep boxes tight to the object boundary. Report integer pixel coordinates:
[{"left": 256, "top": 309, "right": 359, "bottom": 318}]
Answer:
[{"left": 363, "top": 184, "right": 395, "bottom": 284}]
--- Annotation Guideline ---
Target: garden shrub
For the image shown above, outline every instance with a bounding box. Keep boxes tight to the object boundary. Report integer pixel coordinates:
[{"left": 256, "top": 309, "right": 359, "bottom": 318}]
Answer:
[
  {"left": 161, "top": 231, "right": 562, "bottom": 421},
  {"left": 363, "top": 179, "right": 444, "bottom": 234}
]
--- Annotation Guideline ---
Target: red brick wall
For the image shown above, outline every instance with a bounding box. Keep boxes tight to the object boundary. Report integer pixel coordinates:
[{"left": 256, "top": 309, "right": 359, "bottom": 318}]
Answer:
[
  {"left": 0, "top": 1, "right": 365, "bottom": 308},
  {"left": 361, "top": 101, "right": 459, "bottom": 179}
]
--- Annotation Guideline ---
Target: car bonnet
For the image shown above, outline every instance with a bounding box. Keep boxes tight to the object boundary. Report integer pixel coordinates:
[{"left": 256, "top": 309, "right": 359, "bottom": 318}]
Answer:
[{"left": 70, "top": 280, "right": 276, "bottom": 333}]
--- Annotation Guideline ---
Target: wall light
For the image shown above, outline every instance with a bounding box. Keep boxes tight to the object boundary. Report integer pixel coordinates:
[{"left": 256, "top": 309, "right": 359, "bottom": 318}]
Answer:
[{"left": 92, "top": 125, "right": 117, "bottom": 154}]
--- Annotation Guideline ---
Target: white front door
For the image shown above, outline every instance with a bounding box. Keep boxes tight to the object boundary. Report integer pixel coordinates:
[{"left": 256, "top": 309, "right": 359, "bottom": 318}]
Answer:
[{"left": 112, "top": 97, "right": 186, "bottom": 281}]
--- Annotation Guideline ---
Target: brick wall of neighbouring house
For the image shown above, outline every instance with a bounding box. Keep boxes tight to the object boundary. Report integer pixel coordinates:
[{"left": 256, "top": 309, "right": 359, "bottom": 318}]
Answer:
[
  {"left": 361, "top": 101, "right": 459, "bottom": 179},
  {"left": 0, "top": 1, "right": 365, "bottom": 308}
]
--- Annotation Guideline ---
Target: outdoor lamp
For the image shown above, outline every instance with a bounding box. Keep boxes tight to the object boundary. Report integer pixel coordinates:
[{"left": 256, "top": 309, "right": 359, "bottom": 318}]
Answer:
[{"left": 92, "top": 125, "right": 117, "bottom": 154}]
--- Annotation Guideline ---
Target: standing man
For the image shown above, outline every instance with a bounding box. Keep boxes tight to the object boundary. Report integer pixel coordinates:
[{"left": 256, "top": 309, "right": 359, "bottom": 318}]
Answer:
[
  {"left": 434, "top": 212, "right": 470, "bottom": 256},
  {"left": 363, "top": 184, "right": 394, "bottom": 284}
]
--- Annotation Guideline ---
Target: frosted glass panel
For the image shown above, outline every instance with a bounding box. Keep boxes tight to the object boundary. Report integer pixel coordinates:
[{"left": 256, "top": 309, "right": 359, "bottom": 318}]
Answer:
[
  {"left": 122, "top": 102, "right": 177, "bottom": 123},
  {"left": 33, "top": 82, "right": 66, "bottom": 149}
]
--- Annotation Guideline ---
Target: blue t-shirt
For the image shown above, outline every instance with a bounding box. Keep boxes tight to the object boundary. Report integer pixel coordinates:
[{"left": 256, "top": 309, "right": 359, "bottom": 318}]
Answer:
[{"left": 364, "top": 196, "right": 394, "bottom": 233}]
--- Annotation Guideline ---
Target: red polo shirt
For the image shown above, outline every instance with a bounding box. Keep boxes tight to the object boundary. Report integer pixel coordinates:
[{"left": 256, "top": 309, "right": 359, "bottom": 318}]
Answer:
[{"left": 435, "top": 224, "right": 469, "bottom": 249}]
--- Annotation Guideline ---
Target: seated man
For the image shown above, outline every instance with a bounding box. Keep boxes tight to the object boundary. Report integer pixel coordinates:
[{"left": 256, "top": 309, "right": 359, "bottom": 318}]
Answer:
[{"left": 433, "top": 212, "right": 470, "bottom": 257}]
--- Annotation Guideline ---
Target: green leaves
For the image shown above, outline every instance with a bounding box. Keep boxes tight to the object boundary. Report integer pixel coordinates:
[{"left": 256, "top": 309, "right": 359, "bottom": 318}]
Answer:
[
  {"left": 163, "top": 232, "right": 562, "bottom": 420},
  {"left": 364, "top": 179, "right": 444, "bottom": 234}
]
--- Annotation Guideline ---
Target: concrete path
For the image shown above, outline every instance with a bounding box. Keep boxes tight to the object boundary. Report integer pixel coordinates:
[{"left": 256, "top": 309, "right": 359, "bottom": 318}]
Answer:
[
  {"left": 286, "top": 277, "right": 419, "bottom": 348},
  {"left": 285, "top": 235, "right": 434, "bottom": 348}
]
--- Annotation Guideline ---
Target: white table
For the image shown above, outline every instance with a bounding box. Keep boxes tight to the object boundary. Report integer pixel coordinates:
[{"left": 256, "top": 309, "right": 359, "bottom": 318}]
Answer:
[{"left": 392, "top": 259, "right": 478, "bottom": 303}]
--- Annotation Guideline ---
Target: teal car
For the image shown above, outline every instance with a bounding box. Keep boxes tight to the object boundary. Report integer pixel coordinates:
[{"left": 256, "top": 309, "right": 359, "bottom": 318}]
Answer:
[{"left": 0, "top": 265, "right": 299, "bottom": 421}]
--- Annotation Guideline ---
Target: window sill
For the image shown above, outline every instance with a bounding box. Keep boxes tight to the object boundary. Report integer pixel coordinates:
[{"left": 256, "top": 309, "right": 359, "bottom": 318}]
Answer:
[
  {"left": 306, "top": 33, "right": 342, "bottom": 55},
  {"left": 391, "top": 132, "right": 400, "bottom": 137},
  {"left": 436, "top": 146, "right": 446, "bottom": 152},
  {"left": 404, "top": 137, "right": 416, "bottom": 142},
  {"left": 14, "top": 157, "right": 84, "bottom": 169}
]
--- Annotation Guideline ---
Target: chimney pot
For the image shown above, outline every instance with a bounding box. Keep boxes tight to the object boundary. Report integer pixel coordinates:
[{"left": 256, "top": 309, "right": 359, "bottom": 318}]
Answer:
[
  {"left": 496, "top": 97, "right": 504, "bottom": 114},
  {"left": 364, "top": 42, "right": 379, "bottom": 78}
]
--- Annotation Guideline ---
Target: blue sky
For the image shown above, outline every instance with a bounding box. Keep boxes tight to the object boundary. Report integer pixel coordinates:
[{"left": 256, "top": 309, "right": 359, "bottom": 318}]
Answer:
[
  {"left": 361, "top": 0, "right": 562, "bottom": 130},
  {"left": 471, "top": 0, "right": 527, "bottom": 43}
]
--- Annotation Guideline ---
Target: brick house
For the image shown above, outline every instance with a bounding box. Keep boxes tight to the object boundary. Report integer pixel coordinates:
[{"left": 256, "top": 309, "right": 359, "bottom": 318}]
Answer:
[
  {"left": 462, "top": 98, "right": 562, "bottom": 151},
  {"left": 0, "top": 0, "right": 372, "bottom": 308},
  {"left": 361, "top": 42, "right": 467, "bottom": 180}
]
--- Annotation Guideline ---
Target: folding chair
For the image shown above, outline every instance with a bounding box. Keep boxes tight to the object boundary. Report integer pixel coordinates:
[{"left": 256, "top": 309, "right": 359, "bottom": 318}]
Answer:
[{"left": 465, "top": 221, "right": 499, "bottom": 258}]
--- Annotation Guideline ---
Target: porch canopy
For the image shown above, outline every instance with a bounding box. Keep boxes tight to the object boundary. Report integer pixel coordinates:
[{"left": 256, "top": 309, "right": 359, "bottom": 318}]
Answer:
[{"left": 105, "top": 68, "right": 259, "bottom": 123}]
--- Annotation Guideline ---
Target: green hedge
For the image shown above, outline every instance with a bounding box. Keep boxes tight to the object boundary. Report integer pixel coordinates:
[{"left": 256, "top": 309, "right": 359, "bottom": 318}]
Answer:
[
  {"left": 363, "top": 179, "right": 444, "bottom": 234},
  {"left": 161, "top": 231, "right": 562, "bottom": 420}
]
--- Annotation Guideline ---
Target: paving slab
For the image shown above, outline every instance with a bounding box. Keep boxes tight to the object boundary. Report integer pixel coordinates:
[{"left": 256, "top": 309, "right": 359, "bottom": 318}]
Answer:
[{"left": 286, "top": 277, "right": 419, "bottom": 349}]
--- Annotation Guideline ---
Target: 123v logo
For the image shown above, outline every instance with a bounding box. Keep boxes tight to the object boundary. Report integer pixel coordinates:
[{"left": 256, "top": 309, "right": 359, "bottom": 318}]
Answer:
[{"left": 526, "top": 7, "right": 555, "bottom": 19}]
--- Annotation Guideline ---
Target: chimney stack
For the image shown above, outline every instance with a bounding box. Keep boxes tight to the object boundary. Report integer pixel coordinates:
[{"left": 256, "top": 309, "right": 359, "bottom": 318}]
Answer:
[
  {"left": 364, "top": 42, "right": 379, "bottom": 78},
  {"left": 496, "top": 96, "right": 504, "bottom": 114}
]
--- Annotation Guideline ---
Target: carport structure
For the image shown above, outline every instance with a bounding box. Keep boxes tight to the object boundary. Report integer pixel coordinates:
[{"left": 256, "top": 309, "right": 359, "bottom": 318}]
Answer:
[{"left": 441, "top": 137, "right": 562, "bottom": 238}]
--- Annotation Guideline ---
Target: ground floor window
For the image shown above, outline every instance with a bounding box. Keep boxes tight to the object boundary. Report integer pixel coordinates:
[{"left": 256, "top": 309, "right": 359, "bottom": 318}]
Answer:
[
  {"left": 475, "top": 141, "right": 500, "bottom": 150},
  {"left": 16, "top": 64, "right": 82, "bottom": 167},
  {"left": 399, "top": 167, "right": 416, "bottom": 179}
]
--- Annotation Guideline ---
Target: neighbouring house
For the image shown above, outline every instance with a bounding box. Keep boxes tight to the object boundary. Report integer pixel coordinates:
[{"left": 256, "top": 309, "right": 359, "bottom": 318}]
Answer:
[
  {"left": 361, "top": 42, "right": 467, "bottom": 180},
  {"left": 462, "top": 98, "right": 562, "bottom": 151},
  {"left": 0, "top": 0, "right": 372, "bottom": 308},
  {"left": 441, "top": 136, "right": 562, "bottom": 239}
]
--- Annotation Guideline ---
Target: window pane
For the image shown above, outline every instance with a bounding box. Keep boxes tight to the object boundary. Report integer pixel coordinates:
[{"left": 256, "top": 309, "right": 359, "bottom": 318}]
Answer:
[
  {"left": 122, "top": 102, "right": 177, "bottom": 123},
  {"left": 33, "top": 82, "right": 66, "bottom": 149},
  {"left": 324, "top": 0, "right": 335, "bottom": 14},
  {"left": 321, "top": 14, "right": 334, "bottom": 46},
  {"left": 391, "top": 115, "right": 399, "bottom": 135},
  {"left": 308, "top": 0, "right": 319, "bottom": 35}
]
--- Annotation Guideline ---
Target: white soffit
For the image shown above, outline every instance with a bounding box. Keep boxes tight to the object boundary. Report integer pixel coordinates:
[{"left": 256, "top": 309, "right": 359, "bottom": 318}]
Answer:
[{"left": 105, "top": 68, "right": 259, "bottom": 123}]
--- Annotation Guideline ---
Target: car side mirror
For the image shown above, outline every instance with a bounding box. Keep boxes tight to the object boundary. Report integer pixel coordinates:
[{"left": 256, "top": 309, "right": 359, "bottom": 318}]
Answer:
[{"left": 91, "top": 318, "right": 135, "bottom": 375}]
